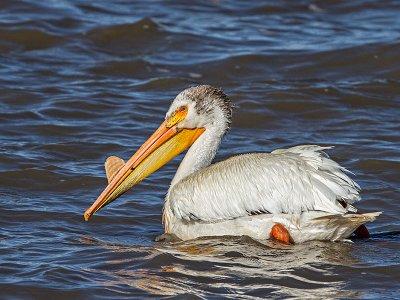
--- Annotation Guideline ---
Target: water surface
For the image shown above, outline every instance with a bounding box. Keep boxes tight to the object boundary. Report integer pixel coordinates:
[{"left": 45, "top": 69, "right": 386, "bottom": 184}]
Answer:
[{"left": 1, "top": 1, "right": 400, "bottom": 299}]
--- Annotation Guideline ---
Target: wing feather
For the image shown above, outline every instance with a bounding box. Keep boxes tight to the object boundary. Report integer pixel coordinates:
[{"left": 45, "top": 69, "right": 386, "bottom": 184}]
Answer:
[{"left": 168, "top": 145, "right": 361, "bottom": 222}]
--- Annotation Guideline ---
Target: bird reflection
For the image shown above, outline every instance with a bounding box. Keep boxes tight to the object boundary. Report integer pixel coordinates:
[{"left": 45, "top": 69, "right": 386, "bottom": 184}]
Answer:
[{"left": 88, "top": 236, "right": 360, "bottom": 298}]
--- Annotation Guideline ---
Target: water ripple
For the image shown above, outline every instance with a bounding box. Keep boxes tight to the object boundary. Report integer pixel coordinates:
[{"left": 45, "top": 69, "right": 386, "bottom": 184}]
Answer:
[{"left": 0, "top": 0, "right": 399, "bottom": 298}]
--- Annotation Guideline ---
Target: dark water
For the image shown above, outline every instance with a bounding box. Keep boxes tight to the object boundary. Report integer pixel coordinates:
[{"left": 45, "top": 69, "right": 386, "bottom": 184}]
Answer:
[{"left": 1, "top": 0, "right": 400, "bottom": 298}]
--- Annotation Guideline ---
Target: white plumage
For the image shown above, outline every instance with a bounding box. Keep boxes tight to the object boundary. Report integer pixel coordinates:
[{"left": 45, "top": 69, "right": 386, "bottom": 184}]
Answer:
[
  {"left": 88, "top": 85, "right": 380, "bottom": 243},
  {"left": 159, "top": 86, "right": 379, "bottom": 242},
  {"left": 169, "top": 145, "right": 359, "bottom": 223}
]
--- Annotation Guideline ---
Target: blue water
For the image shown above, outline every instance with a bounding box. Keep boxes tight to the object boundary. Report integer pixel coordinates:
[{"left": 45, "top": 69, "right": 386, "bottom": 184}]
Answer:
[{"left": 0, "top": 1, "right": 399, "bottom": 298}]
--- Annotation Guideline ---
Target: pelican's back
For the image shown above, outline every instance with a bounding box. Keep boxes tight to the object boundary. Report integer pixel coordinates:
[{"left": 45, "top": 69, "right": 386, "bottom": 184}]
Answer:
[{"left": 168, "top": 145, "right": 360, "bottom": 222}]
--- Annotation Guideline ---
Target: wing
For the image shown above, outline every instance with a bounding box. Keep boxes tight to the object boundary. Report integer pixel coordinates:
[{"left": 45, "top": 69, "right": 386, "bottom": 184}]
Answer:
[{"left": 168, "top": 145, "right": 361, "bottom": 222}]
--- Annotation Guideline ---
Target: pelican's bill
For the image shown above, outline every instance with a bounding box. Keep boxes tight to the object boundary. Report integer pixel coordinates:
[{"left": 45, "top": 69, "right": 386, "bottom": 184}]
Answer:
[{"left": 83, "top": 120, "right": 204, "bottom": 221}]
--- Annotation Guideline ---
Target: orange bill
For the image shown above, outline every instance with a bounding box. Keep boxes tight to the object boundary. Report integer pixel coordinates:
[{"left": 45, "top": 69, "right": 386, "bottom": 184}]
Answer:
[{"left": 84, "top": 107, "right": 204, "bottom": 221}]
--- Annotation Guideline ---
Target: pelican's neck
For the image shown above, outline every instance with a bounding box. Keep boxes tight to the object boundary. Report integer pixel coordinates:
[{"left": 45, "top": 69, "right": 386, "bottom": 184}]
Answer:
[{"left": 170, "top": 126, "right": 224, "bottom": 188}]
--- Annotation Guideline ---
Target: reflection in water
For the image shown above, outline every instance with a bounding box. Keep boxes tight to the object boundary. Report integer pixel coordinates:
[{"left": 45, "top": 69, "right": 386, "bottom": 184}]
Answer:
[{"left": 86, "top": 236, "right": 360, "bottom": 298}]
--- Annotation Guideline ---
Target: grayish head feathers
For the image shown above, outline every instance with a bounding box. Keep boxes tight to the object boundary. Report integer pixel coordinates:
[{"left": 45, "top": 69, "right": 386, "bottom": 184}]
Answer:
[{"left": 178, "top": 85, "right": 233, "bottom": 133}]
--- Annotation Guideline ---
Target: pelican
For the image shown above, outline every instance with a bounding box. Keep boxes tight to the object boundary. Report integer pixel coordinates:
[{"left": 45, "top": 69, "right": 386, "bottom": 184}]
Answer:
[{"left": 84, "top": 85, "right": 380, "bottom": 244}]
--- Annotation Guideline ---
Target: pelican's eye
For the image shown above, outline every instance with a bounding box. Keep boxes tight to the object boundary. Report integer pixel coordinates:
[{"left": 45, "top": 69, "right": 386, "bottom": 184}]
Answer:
[{"left": 166, "top": 105, "right": 188, "bottom": 128}]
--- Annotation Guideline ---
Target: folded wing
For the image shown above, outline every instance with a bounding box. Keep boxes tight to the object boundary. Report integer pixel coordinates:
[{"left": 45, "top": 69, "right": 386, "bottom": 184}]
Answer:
[{"left": 168, "top": 145, "right": 360, "bottom": 222}]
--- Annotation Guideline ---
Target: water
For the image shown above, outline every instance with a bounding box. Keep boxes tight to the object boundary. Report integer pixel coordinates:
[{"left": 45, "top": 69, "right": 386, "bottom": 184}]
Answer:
[{"left": 1, "top": 1, "right": 400, "bottom": 298}]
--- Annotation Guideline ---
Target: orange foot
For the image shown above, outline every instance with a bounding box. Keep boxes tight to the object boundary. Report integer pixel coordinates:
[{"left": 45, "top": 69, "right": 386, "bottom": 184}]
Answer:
[
  {"left": 353, "top": 224, "right": 370, "bottom": 238},
  {"left": 270, "top": 223, "right": 293, "bottom": 245}
]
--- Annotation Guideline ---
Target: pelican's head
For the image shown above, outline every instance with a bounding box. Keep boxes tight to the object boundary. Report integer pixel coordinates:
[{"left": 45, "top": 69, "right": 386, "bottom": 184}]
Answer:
[
  {"left": 166, "top": 85, "right": 232, "bottom": 133},
  {"left": 84, "top": 85, "right": 232, "bottom": 221}
]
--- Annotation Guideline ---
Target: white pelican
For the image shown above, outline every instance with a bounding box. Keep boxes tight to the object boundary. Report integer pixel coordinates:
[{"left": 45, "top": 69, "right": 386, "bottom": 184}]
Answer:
[{"left": 84, "top": 85, "right": 380, "bottom": 244}]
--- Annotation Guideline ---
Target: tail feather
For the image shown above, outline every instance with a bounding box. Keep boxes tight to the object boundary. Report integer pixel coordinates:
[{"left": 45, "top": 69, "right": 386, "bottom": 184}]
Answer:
[
  {"left": 314, "top": 212, "right": 381, "bottom": 224},
  {"left": 312, "top": 212, "right": 381, "bottom": 241}
]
